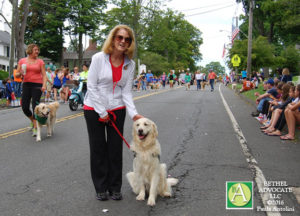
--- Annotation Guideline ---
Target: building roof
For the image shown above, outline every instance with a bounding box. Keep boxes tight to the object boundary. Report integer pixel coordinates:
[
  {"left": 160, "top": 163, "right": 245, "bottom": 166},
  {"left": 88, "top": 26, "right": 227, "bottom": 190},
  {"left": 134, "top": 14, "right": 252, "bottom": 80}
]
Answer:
[
  {"left": 63, "top": 50, "right": 98, "bottom": 60},
  {"left": 0, "top": 30, "right": 10, "bottom": 46}
]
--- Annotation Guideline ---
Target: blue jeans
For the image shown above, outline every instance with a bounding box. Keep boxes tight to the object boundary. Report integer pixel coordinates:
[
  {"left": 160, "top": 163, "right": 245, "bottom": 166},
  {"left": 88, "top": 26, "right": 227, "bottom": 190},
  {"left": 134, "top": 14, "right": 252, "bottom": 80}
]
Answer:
[
  {"left": 141, "top": 81, "right": 146, "bottom": 90},
  {"left": 14, "top": 82, "right": 22, "bottom": 98},
  {"left": 257, "top": 97, "right": 272, "bottom": 112},
  {"left": 196, "top": 80, "right": 200, "bottom": 89},
  {"left": 210, "top": 79, "right": 214, "bottom": 90}
]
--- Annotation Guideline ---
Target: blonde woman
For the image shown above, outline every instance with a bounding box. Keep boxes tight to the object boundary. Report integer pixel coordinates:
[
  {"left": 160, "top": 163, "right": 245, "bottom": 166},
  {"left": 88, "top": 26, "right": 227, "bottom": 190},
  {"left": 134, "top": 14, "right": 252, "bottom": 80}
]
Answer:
[
  {"left": 83, "top": 25, "right": 143, "bottom": 201},
  {"left": 16, "top": 44, "right": 46, "bottom": 136},
  {"left": 280, "top": 68, "right": 292, "bottom": 83}
]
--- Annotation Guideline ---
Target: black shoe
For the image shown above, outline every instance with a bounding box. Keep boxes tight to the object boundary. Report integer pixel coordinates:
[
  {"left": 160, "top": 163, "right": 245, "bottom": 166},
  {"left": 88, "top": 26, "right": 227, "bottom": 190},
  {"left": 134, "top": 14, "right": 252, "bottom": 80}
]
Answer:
[
  {"left": 110, "top": 191, "right": 123, "bottom": 200},
  {"left": 251, "top": 111, "right": 260, "bottom": 117},
  {"left": 96, "top": 192, "right": 109, "bottom": 201}
]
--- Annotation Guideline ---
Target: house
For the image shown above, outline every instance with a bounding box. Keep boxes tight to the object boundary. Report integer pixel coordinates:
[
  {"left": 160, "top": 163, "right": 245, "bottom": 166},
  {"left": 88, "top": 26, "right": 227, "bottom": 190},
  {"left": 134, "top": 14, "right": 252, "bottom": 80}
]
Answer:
[
  {"left": 63, "top": 40, "right": 98, "bottom": 69},
  {"left": 0, "top": 30, "right": 17, "bottom": 72}
]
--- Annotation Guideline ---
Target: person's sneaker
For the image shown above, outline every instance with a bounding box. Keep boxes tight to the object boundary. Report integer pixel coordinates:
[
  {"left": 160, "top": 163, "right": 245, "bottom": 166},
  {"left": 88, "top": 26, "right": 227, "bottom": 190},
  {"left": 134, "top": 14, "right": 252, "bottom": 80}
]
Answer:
[
  {"left": 251, "top": 111, "right": 260, "bottom": 117},
  {"left": 96, "top": 192, "right": 109, "bottom": 201},
  {"left": 32, "top": 128, "right": 37, "bottom": 137},
  {"left": 110, "top": 191, "right": 123, "bottom": 200}
]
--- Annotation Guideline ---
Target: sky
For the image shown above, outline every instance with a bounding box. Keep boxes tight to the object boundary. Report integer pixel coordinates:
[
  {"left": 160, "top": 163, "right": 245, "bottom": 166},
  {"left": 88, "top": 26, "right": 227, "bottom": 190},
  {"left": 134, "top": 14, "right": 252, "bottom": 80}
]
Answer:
[{"left": 166, "top": 0, "right": 245, "bottom": 69}]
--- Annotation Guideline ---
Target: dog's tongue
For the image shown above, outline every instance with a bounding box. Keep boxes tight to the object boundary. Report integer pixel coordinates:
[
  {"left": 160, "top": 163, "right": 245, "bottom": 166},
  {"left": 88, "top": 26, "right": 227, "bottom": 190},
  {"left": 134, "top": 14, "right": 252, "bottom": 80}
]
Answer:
[{"left": 139, "top": 135, "right": 145, "bottom": 140}]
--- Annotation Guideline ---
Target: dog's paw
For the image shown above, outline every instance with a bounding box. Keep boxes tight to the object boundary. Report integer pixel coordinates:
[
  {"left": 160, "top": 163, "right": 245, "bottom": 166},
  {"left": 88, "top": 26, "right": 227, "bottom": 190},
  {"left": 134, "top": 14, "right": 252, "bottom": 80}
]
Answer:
[
  {"left": 147, "top": 197, "right": 156, "bottom": 206},
  {"left": 36, "top": 138, "right": 41, "bottom": 142},
  {"left": 47, "top": 133, "right": 52, "bottom": 137},
  {"left": 163, "top": 191, "right": 171, "bottom": 197},
  {"left": 136, "top": 193, "right": 145, "bottom": 201}
]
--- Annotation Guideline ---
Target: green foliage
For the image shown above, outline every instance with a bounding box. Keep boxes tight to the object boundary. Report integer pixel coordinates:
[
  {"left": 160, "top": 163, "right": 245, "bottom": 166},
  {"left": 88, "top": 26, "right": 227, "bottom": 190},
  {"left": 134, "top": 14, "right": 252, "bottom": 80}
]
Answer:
[
  {"left": 25, "top": 0, "right": 69, "bottom": 62},
  {"left": 102, "top": 1, "right": 203, "bottom": 72},
  {"left": 228, "top": 36, "right": 275, "bottom": 71},
  {"left": 140, "top": 51, "right": 170, "bottom": 76},
  {"left": 279, "top": 45, "right": 300, "bottom": 75},
  {"left": 205, "top": 62, "right": 225, "bottom": 75},
  {"left": 0, "top": 70, "right": 9, "bottom": 80}
]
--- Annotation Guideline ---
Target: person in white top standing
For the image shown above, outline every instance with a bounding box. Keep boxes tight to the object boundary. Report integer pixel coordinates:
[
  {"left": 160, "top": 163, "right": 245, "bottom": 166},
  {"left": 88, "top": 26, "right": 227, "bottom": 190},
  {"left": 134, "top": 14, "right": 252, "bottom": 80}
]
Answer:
[{"left": 83, "top": 25, "right": 143, "bottom": 201}]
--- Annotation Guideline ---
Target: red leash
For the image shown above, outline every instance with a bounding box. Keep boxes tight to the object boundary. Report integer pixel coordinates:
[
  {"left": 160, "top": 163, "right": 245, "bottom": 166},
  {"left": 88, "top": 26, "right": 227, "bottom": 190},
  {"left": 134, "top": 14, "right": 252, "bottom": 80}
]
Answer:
[{"left": 99, "top": 111, "right": 130, "bottom": 149}]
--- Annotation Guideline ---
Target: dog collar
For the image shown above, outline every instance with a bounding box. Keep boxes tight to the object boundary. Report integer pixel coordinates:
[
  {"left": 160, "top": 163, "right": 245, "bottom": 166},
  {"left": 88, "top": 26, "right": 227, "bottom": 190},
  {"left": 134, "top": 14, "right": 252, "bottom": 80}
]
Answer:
[{"left": 35, "top": 114, "right": 48, "bottom": 125}]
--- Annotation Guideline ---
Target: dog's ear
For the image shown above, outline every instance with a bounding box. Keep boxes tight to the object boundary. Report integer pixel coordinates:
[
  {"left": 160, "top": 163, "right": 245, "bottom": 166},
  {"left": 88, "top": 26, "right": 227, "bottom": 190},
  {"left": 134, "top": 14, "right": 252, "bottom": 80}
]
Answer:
[
  {"left": 151, "top": 122, "right": 158, "bottom": 138},
  {"left": 34, "top": 105, "right": 39, "bottom": 115},
  {"left": 132, "top": 122, "right": 137, "bottom": 138}
]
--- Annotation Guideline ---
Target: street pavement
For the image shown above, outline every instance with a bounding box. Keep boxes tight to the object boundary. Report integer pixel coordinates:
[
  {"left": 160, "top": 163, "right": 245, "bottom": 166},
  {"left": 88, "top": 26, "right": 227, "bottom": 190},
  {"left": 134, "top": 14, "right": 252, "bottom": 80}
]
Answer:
[{"left": 0, "top": 84, "right": 299, "bottom": 216}]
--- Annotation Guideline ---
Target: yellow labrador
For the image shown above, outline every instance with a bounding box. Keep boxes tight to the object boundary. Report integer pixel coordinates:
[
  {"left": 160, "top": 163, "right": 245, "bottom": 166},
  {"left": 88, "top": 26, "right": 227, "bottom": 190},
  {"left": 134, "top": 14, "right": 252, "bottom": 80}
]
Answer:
[
  {"left": 34, "top": 102, "right": 59, "bottom": 142},
  {"left": 126, "top": 118, "right": 178, "bottom": 206}
]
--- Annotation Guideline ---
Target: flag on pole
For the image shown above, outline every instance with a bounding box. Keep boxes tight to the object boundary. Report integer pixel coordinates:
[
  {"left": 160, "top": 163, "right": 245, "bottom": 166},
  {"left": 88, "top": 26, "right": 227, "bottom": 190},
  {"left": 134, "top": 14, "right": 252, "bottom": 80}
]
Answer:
[
  {"left": 222, "top": 44, "right": 226, "bottom": 58},
  {"left": 231, "top": 25, "right": 240, "bottom": 44}
]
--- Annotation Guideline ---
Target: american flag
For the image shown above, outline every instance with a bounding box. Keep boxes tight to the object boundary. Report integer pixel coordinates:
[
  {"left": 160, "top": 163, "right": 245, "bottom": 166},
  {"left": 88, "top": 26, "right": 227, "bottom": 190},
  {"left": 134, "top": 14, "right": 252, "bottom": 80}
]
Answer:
[
  {"left": 222, "top": 44, "right": 226, "bottom": 58},
  {"left": 231, "top": 25, "right": 240, "bottom": 44}
]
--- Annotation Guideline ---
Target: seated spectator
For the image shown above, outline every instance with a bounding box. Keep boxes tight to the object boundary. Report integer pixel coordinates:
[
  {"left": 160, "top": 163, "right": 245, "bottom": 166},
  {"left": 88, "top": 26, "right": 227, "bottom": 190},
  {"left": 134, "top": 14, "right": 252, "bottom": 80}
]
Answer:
[
  {"left": 261, "top": 83, "right": 292, "bottom": 133},
  {"left": 263, "top": 85, "right": 296, "bottom": 136},
  {"left": 280, "top": 84, "right": 300, "bottom": 140},
  {"left": 251, "top": 78, "right": 278, "bottom": 117},
  {"left": 280, "top": 68, "right": 292, "bottom": 83},
  {"left": 258, "top": 82, "right": 284, "bottom": 124},
  {"left": 240, "top": 77, "right": 254, "bottom": 93}
]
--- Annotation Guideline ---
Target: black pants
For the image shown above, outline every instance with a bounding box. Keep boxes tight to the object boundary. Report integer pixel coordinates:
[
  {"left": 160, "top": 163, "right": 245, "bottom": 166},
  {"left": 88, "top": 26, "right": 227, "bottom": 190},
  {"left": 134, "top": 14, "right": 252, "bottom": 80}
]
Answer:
[
  {"left": 84, "top": 108, "right": 126, "bottom": 193},
  {"left": 22, "top": 82, "right": 42, "bottom": 119}
]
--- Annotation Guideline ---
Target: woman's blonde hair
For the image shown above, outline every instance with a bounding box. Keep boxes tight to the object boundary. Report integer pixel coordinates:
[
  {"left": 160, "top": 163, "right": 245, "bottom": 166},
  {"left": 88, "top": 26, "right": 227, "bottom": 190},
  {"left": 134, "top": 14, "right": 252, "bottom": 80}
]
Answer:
[
  {"left": 102, "top": 25, "right": 135, "bottom": 59},
  {"left": 282, "top": 68, "right": 290, "bottom": 75},
  {"left": 26, "top": 44, "right": 39, "bottom": 55}
]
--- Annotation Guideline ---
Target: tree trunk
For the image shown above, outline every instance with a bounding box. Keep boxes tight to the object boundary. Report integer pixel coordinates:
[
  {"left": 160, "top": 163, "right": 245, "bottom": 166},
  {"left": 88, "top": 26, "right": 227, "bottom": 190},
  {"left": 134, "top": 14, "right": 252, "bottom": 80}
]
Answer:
[
  {"left": 59, "top": 26, "right": 64, "bottom": 66},
  {"left": 16, "top": 0, "right": 30, "bottom": 61},
  {"left": 78, "top": 32, "right": 83, "bottom": 68}
]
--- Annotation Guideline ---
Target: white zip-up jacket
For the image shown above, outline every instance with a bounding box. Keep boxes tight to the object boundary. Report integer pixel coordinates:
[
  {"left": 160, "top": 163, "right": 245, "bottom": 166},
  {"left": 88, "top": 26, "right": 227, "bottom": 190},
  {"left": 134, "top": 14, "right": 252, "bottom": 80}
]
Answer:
[{"left": 84, "top": 52, "right": 138, "bottom": 119}]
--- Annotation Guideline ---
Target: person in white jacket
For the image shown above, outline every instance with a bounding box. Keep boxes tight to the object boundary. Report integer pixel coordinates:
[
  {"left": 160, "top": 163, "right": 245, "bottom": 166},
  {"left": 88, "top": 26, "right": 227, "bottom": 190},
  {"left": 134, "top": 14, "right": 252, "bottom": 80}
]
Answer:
[{"left": 83, "top": 25, "right": 143, "bottom": 201}]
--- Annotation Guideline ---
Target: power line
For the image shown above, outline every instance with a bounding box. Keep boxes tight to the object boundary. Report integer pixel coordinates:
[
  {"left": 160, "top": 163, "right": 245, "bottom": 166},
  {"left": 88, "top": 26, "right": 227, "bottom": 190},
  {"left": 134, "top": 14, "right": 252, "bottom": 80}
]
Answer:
[
  {"left": 181, "top": 1, "right": 233, "bottom": 12},
  {"left": 186, "top": 4, "right": 235, "bottom": 17}
]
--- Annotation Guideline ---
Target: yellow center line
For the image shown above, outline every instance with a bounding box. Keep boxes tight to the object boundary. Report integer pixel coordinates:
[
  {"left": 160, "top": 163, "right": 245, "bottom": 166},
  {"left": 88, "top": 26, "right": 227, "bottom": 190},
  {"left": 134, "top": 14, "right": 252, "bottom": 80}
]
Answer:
[{"left": 0, "top": 86, "right": 182, "bottom": 140}]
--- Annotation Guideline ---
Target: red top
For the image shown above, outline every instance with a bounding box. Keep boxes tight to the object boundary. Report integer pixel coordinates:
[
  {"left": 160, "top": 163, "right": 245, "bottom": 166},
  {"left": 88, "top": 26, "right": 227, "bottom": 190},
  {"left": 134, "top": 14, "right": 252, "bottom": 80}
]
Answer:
[
  {"left": 110, "top": 56, "right": 124, "bottom": 92},
  {"left": 208, "top": 72, "right": 217, "bottom": 80},
  {"left": 18, "top": 58, "right": 44, "bottom": 84}
]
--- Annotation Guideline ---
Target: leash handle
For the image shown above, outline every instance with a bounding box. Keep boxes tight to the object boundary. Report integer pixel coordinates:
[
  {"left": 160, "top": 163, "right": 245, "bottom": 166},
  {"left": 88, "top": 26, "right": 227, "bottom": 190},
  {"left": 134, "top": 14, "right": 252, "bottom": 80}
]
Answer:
[{"left": 98, "top": 111, "right": 130, "bottom": 149}]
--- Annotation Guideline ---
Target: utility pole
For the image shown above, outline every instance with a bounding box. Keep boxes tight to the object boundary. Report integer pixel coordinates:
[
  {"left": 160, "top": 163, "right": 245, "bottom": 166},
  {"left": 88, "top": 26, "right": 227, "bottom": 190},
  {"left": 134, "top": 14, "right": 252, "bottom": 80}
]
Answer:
[
  {"left": 246, "top": 0, "right": 254, "bottom": 77},
  {"left": 9, "top": 0, "right": 17, "bottom": 77}
]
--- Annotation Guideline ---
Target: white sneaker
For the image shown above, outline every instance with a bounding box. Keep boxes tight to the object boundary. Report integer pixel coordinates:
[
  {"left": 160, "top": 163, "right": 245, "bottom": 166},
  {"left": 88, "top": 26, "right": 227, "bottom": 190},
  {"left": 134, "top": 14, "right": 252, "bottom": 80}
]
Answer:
[{"left": 32, "top": 128, "right": 37, "bottom": 137}]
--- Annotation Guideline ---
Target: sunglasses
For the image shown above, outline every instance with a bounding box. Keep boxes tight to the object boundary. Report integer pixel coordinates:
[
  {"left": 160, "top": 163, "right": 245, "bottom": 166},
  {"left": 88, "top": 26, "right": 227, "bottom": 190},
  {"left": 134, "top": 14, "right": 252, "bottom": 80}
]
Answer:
[{"left": 115, "top": 35, "right": 132, "bottom": 44}]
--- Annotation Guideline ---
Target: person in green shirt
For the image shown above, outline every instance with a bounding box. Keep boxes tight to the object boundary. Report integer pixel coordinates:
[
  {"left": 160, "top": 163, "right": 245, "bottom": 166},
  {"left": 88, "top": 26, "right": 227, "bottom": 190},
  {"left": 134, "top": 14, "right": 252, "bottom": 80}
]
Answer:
[
  {"left": 184, "top": 72, "right": 191, "bottom": 90},
  {"left": 80, "top": 64, "right": 89, "bottom": 96}
]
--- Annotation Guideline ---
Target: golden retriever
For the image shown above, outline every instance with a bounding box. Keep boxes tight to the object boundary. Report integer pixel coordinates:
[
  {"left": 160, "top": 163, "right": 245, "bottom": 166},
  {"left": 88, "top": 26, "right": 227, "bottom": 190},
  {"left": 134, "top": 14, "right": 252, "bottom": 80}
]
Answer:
[
  {"left": 126, "top": 118, "right": 178, "bottom": 206},
  {"left": 34, "top": 102, "right": 59, "bottom": 142}
]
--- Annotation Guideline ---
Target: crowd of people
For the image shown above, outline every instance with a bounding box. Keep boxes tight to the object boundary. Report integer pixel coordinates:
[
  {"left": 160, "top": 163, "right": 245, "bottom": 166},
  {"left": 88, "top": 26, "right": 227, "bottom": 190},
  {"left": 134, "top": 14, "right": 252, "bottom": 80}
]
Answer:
[
  {"left": 2, "top": 61, "right": 89, "bottom": 106},
  {"left": 132, "top": 69, "right": 218, "bottom": 92},
  {"left": 248, "top": 68, "right": 300, "bottom": 141}
]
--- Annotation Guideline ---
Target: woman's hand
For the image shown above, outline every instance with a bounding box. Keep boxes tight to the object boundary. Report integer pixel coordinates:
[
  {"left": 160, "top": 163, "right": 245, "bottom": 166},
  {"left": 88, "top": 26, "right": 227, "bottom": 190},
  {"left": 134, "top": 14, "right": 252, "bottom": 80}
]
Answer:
[
  {"left": 133, "top": 114, "right": 144, "bottom": 121},
  {"left": 41, "top": 85, "right": 46, "bottom": 92},
  {"left": 99, "top": 115, "right": 110, "bottom": 123}
]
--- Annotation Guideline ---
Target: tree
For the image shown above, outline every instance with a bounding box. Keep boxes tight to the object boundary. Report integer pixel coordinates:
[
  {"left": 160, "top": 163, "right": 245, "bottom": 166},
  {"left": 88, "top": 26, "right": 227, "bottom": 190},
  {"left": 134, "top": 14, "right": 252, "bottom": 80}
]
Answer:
[
  {"left": 205, "top": 62, "right": 225, "bottom": 75},
  {"left": 279, "top": 45, "right": 300, "bottom": 75},
  {"left": 67, "top": 0, "right": 107, "bottom": 67},
  {"left": 25, "top": 0, "right": 69, "bottom": 64},
  {"left": 228, "top": 36, "right": 275, "bottom": 72},
  {"left": 139, "top": 51, "right": 169, "bottom": 76}
]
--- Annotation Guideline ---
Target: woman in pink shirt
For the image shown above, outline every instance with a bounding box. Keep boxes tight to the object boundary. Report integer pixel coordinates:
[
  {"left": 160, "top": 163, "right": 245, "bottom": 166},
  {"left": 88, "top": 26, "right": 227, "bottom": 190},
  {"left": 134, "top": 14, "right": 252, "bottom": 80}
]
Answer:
[{"left": 16, "top": 44, "right": 46, "bottom": 136}]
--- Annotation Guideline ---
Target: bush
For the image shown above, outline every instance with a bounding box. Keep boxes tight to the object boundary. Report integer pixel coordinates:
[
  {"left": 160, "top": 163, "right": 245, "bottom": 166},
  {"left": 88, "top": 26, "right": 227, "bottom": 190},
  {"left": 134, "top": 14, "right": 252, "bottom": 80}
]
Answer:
[{"left": 0, "top": 70, "right": 9, "bottom": 80}]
